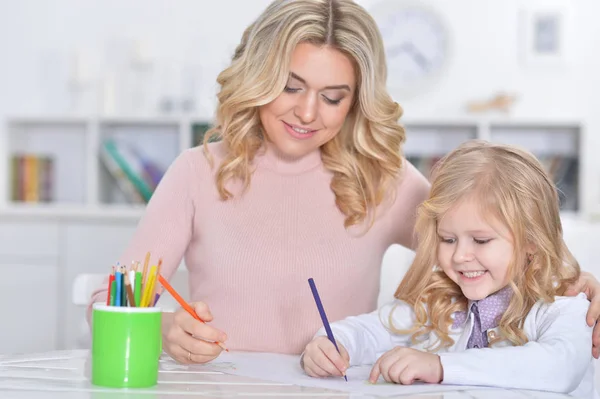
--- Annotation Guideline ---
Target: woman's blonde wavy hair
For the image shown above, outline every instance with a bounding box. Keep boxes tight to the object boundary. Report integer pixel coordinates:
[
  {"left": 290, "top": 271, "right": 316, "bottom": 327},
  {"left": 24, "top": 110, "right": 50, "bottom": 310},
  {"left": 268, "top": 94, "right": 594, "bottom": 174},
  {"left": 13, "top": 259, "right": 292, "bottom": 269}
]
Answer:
[
  {"left": 391, "top": 140, "right": 580, "bottom": 350},
  {"left": 203, "top": 0, "right": 405, "bottom": 228}
]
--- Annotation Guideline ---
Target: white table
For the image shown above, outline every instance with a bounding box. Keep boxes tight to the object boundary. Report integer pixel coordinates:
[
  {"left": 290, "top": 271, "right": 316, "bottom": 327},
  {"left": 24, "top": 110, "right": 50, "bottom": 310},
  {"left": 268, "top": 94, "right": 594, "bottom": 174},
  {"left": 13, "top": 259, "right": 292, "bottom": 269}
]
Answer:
[{"left": 0, "top": 350, "right": 573, "bottom": 398}]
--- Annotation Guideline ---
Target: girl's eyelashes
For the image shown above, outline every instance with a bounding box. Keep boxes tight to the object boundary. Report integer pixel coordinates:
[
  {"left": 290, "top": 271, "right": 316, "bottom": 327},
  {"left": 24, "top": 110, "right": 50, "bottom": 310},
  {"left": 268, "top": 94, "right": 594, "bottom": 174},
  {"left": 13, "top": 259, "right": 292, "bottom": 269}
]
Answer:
[
  {"left": 439, "top": 237, "right": 492, "bottom": 244},
  {"left": 284, "top": 86, "right": 301, "bottom": 93}
]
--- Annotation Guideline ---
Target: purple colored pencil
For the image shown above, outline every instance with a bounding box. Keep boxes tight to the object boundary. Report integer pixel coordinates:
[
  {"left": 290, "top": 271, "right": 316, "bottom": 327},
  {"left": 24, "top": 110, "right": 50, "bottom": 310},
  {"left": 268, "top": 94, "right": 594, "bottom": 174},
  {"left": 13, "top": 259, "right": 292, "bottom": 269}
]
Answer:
[
  {"left": 152, "top": 292, "right": 161, "bottom": 306},
  {"left": 308, "top": 277, "right": 348, "bottom": 382}
]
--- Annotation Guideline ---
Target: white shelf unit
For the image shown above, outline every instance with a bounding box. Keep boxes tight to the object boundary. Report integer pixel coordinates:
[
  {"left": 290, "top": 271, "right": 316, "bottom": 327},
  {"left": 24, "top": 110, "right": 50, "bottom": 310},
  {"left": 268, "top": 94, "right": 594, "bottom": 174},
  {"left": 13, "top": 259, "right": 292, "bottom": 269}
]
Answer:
[
  {"left": 0, "top": 116, "right": 213, "bottom": 220},
  {"left": 403, "top": 121, "right": 478, "bottom": 181},
  {"left": 0, "top": 115, "right": 595, "bottom": 219},
  {"left": 489, "top": 123, "right": 580, "bottom": 212},
  {"left": 403, "top": 117, "right": 586, "bottom": 214}
]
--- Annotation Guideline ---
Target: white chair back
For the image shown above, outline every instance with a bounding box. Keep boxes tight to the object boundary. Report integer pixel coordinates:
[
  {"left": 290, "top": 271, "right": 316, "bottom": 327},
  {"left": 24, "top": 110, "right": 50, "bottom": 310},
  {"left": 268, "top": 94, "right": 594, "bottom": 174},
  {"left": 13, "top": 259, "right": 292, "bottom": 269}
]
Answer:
[{"left": 72, "top": 274, "right": 106, "bottom": 306}]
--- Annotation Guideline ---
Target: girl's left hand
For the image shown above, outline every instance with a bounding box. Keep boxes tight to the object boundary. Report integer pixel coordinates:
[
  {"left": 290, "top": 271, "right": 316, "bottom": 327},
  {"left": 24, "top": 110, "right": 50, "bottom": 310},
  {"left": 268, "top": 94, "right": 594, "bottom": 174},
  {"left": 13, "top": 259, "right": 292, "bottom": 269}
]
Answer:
[
  {"left": 369, "top": 347, "right": 442, "bottom": 385},
  {"left": 565, "top": 271, "right": 600, "bottom": 358}
]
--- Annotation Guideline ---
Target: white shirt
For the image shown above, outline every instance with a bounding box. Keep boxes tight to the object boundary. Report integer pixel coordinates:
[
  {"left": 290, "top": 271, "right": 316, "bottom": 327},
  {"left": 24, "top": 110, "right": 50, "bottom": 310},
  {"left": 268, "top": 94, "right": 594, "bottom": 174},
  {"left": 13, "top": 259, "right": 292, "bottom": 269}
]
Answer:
[{"left": 318, "top": 293, "right": 596, "bottom": 398}]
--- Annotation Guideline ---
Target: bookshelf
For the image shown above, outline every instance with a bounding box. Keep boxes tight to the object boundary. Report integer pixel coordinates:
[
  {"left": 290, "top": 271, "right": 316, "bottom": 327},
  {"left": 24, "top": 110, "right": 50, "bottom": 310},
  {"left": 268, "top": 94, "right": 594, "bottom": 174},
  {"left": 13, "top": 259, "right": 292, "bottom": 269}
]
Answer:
[
  {"left": 489, "top": 123, "right": 580, "bottom": 212},
  {"left": 404, "top": 122, "right": 478, "bottom": 181},
  {"left": 403, "top": 117, "right": 588, "bottom": 215},
  {"left": 0, "top": 115, "right": 596, "bottom": 220},
  {"left": 0, "top": 116, "right": 209, "bottom": 220}
]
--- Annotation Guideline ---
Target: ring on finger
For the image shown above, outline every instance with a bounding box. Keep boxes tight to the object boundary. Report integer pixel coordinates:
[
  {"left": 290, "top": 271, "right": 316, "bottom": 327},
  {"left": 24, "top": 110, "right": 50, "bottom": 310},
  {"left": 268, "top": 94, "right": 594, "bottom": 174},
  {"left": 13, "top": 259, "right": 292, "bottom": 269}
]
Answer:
[{"left": 188, "top": 351, "right": 192, "bottom": 362}]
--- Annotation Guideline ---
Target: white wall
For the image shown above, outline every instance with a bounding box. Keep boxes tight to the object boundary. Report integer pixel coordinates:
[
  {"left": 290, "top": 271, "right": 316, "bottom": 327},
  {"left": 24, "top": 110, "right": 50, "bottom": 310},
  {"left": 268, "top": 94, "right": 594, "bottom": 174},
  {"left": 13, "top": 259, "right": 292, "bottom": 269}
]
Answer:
[
  {"left": 0, "top": 0, "right": 271, "bottom": 118},
  {"left": 2, "top": 0, "right": 597, "bottom": 211},
  {"left": 1, "top": 0, "right": 598, "bottom": 116}
]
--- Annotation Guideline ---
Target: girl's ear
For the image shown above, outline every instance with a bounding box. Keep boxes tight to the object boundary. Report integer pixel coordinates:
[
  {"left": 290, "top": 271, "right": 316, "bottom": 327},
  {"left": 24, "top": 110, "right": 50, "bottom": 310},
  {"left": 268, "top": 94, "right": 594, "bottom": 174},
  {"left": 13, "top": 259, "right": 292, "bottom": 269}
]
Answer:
[
  {"left": 527, "top": 252, "right": 534, "bottom": 265},
  {"left": 525, "top": 242, "right": 537, "bottom": 255}
]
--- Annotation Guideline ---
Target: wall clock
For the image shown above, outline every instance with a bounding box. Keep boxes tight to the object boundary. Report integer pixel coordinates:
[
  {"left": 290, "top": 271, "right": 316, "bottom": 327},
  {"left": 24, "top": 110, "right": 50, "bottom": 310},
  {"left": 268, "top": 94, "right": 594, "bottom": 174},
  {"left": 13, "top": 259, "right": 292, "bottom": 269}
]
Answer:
[{"left": 369, "top": 1, "right": 451, "bottom": 99}]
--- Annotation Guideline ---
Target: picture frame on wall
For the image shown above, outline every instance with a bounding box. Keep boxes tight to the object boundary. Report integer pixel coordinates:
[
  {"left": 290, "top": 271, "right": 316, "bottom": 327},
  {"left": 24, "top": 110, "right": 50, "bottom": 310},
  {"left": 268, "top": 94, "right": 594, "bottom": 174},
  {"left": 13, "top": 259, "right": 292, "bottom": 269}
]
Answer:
[{"left": 519, "top": 6, "right": 569, "bottom": 69}]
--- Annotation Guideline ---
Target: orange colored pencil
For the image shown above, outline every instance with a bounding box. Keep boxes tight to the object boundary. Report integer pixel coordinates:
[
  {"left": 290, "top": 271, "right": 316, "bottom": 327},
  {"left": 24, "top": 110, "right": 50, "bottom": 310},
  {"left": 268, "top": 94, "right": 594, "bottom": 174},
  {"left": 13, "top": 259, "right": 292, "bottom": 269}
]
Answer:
[{"left": 157, "top": 274, "right": 228, "bottom": 352}]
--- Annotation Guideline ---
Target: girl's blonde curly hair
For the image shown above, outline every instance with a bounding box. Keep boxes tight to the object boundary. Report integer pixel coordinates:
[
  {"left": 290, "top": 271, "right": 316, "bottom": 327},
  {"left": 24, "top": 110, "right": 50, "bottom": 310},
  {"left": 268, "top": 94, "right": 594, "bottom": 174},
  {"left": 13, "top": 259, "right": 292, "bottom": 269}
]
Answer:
[{"left": 392, "top": 140, "right": 580, "bottom": 350}]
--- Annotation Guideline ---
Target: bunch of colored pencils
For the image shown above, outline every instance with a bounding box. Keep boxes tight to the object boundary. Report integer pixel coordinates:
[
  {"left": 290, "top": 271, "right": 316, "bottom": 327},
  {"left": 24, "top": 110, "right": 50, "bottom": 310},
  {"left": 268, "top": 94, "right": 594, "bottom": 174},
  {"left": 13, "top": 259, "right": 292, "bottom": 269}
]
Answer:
[{"left": 106, "top": 252, "right": 163, "bottom": 307}]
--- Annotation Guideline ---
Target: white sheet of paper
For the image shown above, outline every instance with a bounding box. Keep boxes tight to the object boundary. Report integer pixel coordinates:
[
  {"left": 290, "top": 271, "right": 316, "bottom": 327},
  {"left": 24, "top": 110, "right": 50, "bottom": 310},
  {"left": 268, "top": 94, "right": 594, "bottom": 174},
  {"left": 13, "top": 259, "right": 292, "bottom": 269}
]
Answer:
[{"left": 178, "top": 351, "right": 493, "bottom": 397}]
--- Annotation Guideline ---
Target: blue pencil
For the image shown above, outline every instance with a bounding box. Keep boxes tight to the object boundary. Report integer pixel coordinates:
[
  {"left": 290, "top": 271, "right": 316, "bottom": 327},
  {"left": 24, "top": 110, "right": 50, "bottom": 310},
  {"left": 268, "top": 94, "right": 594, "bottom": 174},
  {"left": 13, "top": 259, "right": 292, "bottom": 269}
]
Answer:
[
  {"left": 115, "top": 269, "right": 122, "bottom": 307},
  {"left": 308, "top": 278, "right": 348, "bottom": 382}
]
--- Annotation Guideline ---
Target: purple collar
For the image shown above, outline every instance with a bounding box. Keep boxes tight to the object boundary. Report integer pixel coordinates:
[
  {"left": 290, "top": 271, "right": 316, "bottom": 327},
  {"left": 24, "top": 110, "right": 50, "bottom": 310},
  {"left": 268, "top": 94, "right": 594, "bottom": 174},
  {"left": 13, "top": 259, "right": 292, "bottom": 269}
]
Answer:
[{"left": 452, "top": 286, "right": 513, "bottom": 330}]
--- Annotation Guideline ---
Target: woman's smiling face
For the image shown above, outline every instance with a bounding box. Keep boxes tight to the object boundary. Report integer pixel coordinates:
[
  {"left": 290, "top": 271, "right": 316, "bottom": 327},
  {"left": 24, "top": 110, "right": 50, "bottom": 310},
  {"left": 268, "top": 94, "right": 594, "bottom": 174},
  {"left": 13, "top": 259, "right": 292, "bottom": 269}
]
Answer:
[{"left": 259, "top": 42, "right": 356, "bottom": 160}]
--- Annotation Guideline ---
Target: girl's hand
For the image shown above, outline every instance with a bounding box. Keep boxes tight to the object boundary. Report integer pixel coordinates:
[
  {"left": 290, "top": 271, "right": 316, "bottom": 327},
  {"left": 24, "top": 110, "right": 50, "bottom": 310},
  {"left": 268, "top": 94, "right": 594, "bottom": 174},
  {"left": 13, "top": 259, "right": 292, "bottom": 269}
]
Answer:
[
  {"left": 369, "top": 347, "right": 442, "bottom": 385},
  {"left": 161, "top": 301, "right": 228, "bottom": 364},
  {"left": 301, "top": 336, "right": 349, "bottom": 378},
  {"left": 565, "top": 271, "right": 600, "bottom": 358}
]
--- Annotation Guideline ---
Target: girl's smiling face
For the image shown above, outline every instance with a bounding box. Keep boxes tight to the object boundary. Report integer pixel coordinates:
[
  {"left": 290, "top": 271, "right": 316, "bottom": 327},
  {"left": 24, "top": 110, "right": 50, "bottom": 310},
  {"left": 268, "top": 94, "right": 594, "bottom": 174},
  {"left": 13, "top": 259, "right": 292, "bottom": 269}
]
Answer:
[{"left": 437, "top": 196, "right": 515, "bottom": 301}]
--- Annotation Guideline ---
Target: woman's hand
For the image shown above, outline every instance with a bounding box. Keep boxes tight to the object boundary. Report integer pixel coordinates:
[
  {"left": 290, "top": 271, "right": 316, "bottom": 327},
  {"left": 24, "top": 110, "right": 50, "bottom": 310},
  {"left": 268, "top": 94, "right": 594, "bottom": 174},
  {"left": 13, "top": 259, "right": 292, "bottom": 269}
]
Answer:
[
  {"left": 369, "top": 347, "right": 442, "bottom": 385},
  {"left": 301, "top": 336, "right": 349, "bottom": 378},
  {"left": 565, "top": 271, "right": 600, "bottom": 358},
  {"left": 161, "top": 301, "right": 228, "bottom": 364}
]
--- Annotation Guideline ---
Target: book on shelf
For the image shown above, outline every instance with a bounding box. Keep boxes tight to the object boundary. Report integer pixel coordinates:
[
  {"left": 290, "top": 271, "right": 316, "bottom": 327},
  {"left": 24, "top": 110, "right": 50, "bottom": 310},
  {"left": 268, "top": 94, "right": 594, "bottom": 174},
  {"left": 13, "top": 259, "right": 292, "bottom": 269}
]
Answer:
[
  {"left": 10, "top": 154, "right": 54, "bottom": 203},
  {"left": 99, "top": 139, "right": 166, "bottom": 204},
  {"left": 539, "top": 155, "right": 579, "bottom": 211}
]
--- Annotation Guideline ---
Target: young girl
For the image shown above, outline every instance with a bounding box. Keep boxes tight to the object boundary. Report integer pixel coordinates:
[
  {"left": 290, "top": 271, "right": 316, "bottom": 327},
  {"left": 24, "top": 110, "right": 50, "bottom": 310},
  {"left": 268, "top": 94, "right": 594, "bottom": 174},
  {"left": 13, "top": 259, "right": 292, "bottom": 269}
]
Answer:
[{"left": 302, "top": 140, "right": 595, "bottom": 398}]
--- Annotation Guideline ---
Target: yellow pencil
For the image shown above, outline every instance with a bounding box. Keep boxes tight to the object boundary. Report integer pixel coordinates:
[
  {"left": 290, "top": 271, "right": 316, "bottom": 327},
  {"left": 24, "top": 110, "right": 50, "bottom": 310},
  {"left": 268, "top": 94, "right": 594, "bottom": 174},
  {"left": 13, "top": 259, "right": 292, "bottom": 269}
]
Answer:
[
  {"left": 142, "top": 265, "right": 157, "bottom": 307},
  {"left": 146, "top": 274, "right": 157, "bottom": 307}
]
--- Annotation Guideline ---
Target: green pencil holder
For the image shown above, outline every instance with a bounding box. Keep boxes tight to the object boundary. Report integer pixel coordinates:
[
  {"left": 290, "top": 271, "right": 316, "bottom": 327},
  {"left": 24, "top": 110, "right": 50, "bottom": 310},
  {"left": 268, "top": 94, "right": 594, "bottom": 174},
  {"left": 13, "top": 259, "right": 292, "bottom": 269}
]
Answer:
[{"left": 91, "top": 303, "right": 162, "bottom": 388}]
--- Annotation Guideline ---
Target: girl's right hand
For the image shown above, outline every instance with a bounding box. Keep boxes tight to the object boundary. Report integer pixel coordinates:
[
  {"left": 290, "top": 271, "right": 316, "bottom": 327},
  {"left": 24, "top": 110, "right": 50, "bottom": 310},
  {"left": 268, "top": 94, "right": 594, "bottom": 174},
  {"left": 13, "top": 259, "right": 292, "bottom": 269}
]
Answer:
[
  {"left": 161, "top": 301, "right": 228, "bottom": 364},
  {"left": 301, "top": 336, "right": 350, "bottom": 378}
]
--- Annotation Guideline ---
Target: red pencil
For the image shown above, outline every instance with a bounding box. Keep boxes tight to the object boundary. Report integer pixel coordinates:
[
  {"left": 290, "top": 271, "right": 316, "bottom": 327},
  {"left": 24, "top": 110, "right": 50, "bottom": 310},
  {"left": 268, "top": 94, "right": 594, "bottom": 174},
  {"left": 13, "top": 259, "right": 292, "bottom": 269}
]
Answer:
[
  {"left": 106, "top": 268, "right": 115, "bottom": 306},
  {"left": 157, "top": 274, "right": 228, "bottom": 352}
]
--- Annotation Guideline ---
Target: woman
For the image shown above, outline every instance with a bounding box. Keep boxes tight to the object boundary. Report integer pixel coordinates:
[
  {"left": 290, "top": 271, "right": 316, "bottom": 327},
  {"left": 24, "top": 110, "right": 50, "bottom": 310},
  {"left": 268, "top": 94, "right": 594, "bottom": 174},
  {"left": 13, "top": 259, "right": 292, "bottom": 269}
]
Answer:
[{"left": 89, "top": 0, "right": 600, "bottom": 364}]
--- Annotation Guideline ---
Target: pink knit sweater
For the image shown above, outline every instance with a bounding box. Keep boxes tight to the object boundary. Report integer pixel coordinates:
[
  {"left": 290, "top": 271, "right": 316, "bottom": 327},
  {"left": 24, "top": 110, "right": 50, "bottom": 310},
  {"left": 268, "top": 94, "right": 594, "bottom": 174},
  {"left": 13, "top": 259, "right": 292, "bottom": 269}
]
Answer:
[{"left": 89, "top": 141, "right": 430, "bottom": 354}]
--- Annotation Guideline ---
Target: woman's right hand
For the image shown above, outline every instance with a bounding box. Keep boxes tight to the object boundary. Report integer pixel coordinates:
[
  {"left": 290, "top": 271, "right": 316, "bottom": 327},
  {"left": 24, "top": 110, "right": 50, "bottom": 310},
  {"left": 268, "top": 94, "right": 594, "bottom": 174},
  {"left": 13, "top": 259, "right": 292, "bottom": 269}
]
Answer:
[
  {"left": 301, "top": 336, "right": 349, "bottom": 378},
  {"left": 162, "top": 301, "right": 228, "bottom": 364}
]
